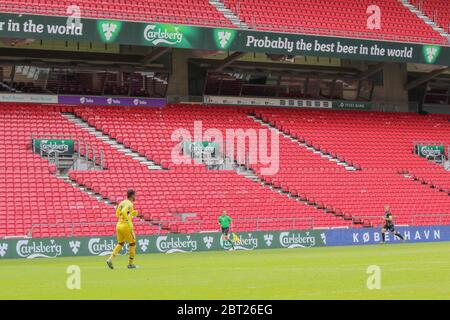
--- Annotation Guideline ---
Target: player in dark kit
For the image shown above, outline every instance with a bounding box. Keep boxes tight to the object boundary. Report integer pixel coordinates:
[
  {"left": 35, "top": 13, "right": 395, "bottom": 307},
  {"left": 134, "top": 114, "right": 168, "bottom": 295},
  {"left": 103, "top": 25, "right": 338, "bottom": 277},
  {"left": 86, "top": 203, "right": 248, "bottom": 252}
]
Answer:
[{"left": 380, "top": 204, "right": 405, "bottom": 244}]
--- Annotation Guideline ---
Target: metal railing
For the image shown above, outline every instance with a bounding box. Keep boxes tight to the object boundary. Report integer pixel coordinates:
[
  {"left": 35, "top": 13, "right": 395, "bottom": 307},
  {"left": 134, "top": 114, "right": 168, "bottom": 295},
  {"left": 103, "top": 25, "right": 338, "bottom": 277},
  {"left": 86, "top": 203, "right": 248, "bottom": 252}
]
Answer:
[
  {"left": 31, "top": 134, "right": 105, "bottom": 170},
  {"left": 351, "top": 214, "right": 450, "bottom": 227},
  {"left": 18, "top": 213, "right": 450, "bottom": 239},
  {"left": 25, "top": 216, "right": 328, "bottom": 238},
  {"left": 28, "top": 220, "right": 151, "bottom": 238},
  {"left": 234, "top": 217, "right": 319, "bottom": 230},
  {"left": 413, "top": 141, "right": 449, "bottom": 167}
]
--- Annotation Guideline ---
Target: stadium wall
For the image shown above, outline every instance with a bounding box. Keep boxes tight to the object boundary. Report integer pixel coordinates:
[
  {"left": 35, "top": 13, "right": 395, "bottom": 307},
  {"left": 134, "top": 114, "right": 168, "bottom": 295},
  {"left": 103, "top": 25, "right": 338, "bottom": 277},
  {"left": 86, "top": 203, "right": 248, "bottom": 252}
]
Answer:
[
  {"left": 1, "top": 226, "right": 450, "bottom": 259},
  {"left": 0, "top": 93, "right": 167, "bottom": 107}
]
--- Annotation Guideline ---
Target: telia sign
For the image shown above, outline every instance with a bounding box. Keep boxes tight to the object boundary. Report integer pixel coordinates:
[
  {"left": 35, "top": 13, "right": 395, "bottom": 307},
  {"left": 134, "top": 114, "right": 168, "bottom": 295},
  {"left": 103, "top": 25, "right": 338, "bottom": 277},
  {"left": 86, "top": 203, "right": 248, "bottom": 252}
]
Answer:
[{"left": 58, "top": 95, "right": 166, "bottom": 107}]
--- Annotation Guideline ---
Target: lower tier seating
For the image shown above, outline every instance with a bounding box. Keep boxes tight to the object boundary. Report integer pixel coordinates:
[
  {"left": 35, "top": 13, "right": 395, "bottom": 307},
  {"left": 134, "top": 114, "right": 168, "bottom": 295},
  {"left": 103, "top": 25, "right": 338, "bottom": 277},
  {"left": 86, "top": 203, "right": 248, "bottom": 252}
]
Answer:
[{"left": 1, "top": 103, "right": 449, "bottom": 238}]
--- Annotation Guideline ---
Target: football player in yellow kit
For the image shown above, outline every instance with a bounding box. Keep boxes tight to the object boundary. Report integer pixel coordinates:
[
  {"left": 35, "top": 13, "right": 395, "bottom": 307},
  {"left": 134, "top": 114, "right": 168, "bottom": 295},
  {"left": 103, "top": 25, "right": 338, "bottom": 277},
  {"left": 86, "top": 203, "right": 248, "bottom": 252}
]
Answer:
[{"left": 107, "top": 189, "right": 141, "bottom": 269}]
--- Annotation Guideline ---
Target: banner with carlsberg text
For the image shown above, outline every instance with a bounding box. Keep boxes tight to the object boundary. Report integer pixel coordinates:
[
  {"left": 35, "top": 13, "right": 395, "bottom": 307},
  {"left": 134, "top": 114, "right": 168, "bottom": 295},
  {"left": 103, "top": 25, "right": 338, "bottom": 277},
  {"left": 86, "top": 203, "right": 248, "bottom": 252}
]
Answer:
[
  {"left": 2, "top": 226, "right": 450, "bottom": 259},
  {"left": 0, "top": 230, "right": 325, "bottom": 259},
  {"left": 1, "top": 12, "right": 450, "bottom": 66}
]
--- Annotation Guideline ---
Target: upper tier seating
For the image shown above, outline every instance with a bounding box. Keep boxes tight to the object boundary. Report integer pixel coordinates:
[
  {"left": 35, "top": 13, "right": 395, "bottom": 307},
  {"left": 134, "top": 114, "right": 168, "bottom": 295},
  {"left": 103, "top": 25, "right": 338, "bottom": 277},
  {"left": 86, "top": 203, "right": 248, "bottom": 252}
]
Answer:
[
  {"left": 412, "top": 0, "right": 450, "bottom": 35},
  {"left": 0, "top": 0, "right": 232, "bottom": 27},
  {"left": 223, "top": 0, "right": 447, "bottom": 44},
  {"left": 0, "top": 0, "right": 448, "bottom": 44}
]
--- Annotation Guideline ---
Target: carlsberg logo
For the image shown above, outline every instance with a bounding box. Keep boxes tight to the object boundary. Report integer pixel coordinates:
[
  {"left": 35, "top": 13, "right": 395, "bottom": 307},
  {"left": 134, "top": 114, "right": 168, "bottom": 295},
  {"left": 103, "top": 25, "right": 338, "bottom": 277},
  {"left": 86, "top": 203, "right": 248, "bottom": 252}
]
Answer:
[
  {"left": 102, "top": 23, "right": 118, "bottom": 41},
  {"left": 421, "top": 146, "right": 442, "bottom": 157},
  {"left": 203, "top": 236, "right": 214, "bottom": 249},
  {"left": 156, "top": 236, "right": 197, "bottom": 253},
  {"left": 16, "top": 239, "right": 62, "bottom": 259},
  {"left": 423, "top": 45, "right": 441, "bottom": 64},
  {"left": 138, "top": 239, "right": 150, "bottom": 252},
  {"left": 279, "top": 232, "right": 316, "bottom": 248},
  {"left": 220, "top": 233, "right": 258, "bottom": 250},
  {"left": 218, "top": 31, "right": 231, "bottom": 48},
  {"left": 144, "top": 25, "right": 183, "bottom": 46},
  {"left": 97, "top": 20, "right": 122, "bottom": 43},
  {"left": 0, "top": 243, "right": 8, "bottom": 257},
  {"left": 69, "top": 240, "right": 81, "bottom": 254},
  {"left": 214, "top": 29, "right": 236, "bottom": 50},
  {"left": 40, "top": 140, "right": 69, "bottom": 154},
  {"left": 88, "top": 238, "right": 116, "bottom": 256}
]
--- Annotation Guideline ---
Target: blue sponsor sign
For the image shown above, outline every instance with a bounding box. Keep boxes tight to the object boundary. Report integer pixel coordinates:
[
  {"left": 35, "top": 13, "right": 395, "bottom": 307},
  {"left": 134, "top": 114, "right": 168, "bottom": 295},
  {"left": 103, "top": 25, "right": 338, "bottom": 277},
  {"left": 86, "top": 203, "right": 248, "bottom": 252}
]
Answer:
[
  {"left": 325, "top": 225, "right": 450, "bottom": 246},
  {"left": 58, "top": 95, "right": 166, "bottom": 107}
]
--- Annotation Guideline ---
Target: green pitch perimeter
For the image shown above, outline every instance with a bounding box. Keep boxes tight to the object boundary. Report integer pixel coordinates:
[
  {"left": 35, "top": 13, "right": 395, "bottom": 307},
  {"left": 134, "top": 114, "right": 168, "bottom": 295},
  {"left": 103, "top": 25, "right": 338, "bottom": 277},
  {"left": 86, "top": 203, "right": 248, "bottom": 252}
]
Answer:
[{"left": 1, "top": 242, "right": 449, "bottom": 300}]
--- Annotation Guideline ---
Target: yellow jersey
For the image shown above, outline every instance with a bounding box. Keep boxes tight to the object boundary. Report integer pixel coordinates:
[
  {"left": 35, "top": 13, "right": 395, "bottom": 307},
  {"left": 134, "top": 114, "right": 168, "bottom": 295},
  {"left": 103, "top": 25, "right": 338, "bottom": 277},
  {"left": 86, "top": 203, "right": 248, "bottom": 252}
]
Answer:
[{"left": 115, "top": 199, "right": 138, "bottom": 229}]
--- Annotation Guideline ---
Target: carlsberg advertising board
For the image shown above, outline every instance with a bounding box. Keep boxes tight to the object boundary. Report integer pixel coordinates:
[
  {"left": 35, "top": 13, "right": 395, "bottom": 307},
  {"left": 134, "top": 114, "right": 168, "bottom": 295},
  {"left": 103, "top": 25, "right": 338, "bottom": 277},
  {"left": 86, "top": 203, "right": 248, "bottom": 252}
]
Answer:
[
  {"left": 33, "top": 139, "right": 74, "bottom": 156},
  {"left": 2, "top": 226, "right": 450, "bottom": 259},
  {"left": 1, "top": 12, "right": 450, "bottom": 66},
  {"left": 415, "top": 145, "right": 445, "bottom": 158},
  {"left": 0, "top": 230, "right": 326, "bottom": 259}
]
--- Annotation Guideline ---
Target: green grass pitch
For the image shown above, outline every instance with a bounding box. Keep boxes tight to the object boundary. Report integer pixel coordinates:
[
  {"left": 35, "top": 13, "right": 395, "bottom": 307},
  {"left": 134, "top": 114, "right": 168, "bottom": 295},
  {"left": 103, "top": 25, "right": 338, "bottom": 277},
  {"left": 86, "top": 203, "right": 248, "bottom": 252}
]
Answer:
[{"left": 1, "top": 242, "right": 449, "bottom": 300}]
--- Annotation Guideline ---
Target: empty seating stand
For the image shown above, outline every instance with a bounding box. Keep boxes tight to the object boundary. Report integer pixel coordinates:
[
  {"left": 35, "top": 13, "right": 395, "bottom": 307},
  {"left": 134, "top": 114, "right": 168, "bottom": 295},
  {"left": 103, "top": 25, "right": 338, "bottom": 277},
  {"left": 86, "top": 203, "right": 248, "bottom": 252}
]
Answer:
[
  {"left": 254, "top": 107, "right": 450, "bottom": 227},
  {"left": 223, "top": 0, "right": 447, "bottom": 44},
  {"left": 0, "top": 0, "right": 233, "bottom": 27},
  {"left": 1, "top": 103, "right": 450, "bottom": 239},
  {"left": 412, "top": 0, "right": 450, "bottom": 35}
]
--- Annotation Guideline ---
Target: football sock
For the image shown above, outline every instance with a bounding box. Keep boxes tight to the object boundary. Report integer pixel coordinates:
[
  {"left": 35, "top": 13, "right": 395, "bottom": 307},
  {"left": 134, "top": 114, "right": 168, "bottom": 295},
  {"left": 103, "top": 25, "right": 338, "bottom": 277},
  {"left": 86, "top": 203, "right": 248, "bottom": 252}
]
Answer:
[
  {"left": 110, "top": 243, "right": 123, "bottom": 259},
  {"left": 395, "top": 232, "right": 404, "bottom": 240},
  {"left": 128, "top": 243, "right": 136, "bottom": 265},
  {"left": 381, "top": 233, "right": 385, "bottom": 242}
]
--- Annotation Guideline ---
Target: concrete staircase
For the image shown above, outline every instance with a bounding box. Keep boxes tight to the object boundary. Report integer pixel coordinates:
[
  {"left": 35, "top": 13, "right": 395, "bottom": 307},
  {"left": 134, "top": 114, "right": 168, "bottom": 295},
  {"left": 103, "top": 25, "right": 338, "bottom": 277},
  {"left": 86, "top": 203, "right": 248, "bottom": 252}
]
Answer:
[
  {"left": 403, "top": 172, "right": 450, "bottom": 196},
  {"left": 61, "top": 113, "right": 163, "bottom": 171},
  {"left": 235, "top": 163, "right": 359, "bottom": 228},
  {"left": 55, "top": 174, "right": 115, "bottom": 206},
  {"left": 400, "top": 0, "right": 450, "bottom": 42},
  {"left": 209, "top": 0, "right": 249, "bottom": 29},
  {"left": 248, "top": 114, "right": 358, "bottom": 171}
]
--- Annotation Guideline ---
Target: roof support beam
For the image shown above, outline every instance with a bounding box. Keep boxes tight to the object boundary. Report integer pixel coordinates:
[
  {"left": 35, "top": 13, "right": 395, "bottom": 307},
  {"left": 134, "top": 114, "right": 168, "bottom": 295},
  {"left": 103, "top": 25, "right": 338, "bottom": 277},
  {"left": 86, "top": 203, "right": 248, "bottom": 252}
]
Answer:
[
  {"left": 141, "top": 47, "right": 172, "bottom": 65},
  {"left": 405, "top": 67, "right": 449, "bottom": 90},
  {"left": 357, "top": 62, "right": 384, "bottom": 80},
  {"left": 214, "top": 52, "right": 247, "bottom": 72}
]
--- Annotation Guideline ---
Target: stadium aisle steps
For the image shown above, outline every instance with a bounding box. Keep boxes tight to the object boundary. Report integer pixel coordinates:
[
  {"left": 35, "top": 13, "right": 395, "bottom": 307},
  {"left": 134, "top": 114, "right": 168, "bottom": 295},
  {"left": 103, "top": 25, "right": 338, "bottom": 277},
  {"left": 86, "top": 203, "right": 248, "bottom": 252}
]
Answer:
[
  {"left": 248, "top": 113, "right": 359, "bottom": 171},
  {"left": 61, "top": 112, "right": 163, "bottom": 171}
]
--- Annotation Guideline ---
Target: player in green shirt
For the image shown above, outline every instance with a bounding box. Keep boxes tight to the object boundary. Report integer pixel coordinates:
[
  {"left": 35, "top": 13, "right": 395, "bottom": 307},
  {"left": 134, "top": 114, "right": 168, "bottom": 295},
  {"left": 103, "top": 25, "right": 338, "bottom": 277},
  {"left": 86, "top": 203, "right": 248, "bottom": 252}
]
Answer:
[{"left": 218, "top": 210, "right": 234, "bottom": 250}]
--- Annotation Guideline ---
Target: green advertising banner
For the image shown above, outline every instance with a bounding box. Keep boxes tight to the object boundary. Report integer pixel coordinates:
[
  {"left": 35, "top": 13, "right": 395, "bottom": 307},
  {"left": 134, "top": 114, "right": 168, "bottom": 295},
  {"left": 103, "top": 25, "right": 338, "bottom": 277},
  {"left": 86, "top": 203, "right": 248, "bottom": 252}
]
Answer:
[
  {"left": 415, "top": 145, "right": 445, "bottom": 158},
  {"left": 33, "top": 139, "right": 74, "bottom": 156},
  {"left": 0, "top": 230, "right": 326, "bottom": 259},
  {"left": 332, "top": 100, "right": 372, "bottom": 110},
  {"left": 0, "top": 13, "right": 449, "bottom": 66},
  {"left": 205, "top": 95, "right": 371, "bottom": 110}
]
